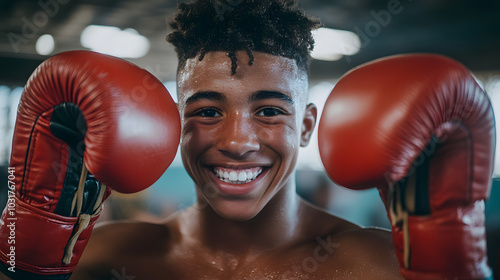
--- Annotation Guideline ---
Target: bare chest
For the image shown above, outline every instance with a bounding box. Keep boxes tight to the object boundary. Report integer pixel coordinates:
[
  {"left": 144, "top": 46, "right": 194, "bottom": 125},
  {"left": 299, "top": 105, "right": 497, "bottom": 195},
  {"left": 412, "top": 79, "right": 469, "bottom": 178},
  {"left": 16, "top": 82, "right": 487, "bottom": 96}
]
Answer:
[{"left": 100, "top": 242, "right": 366, "bottom": 280}]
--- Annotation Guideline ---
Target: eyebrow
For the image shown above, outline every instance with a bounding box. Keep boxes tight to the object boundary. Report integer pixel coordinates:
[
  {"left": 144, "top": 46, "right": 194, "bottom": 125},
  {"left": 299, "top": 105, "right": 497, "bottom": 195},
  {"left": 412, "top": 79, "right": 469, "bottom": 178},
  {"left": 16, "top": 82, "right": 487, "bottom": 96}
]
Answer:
[
  {"left": 185, "top": 91, "right": 226, "bottom": 105},
  {"left": 184, "top": 90, "right": 294, "bottom": 105},
  {"left": 249, "top": 90, "right": 294, "bottom": 105}
]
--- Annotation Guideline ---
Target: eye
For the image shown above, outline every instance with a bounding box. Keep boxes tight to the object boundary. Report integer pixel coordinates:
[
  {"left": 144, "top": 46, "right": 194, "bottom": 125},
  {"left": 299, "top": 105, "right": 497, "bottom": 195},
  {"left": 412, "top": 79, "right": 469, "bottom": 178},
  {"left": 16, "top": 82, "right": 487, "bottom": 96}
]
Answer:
[
  {"left": 196, "top": 108, "right": 221, "bottom": 118},
  {"left": 256, "top": 107, "right": 286, "bottom": 117}
]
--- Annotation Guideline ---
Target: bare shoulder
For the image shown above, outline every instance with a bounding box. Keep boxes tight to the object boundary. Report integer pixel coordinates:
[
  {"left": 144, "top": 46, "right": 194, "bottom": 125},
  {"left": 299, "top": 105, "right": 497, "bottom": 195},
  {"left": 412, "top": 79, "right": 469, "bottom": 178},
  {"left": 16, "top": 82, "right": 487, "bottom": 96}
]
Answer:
[
  {"left": 334, "top": 227, "right": 396, "bottom": 260},
  {"left": 328, "top": 227, "right": 403, "bottom": 279},
  {"left": 71, "top": 216, "right": 179, "bottom": 279},
  {"left": 298, "top": 200, "right": 402, "bottom": 279},
  {"left": 87, "top": 219, "right": 173, "bottom": 256}
]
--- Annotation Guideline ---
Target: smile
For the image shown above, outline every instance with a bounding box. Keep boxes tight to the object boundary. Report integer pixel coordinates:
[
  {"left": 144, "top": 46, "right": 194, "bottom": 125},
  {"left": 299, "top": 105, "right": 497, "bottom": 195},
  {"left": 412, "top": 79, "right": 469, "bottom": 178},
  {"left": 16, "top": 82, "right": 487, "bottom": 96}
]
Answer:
[{"left": 212, "top": 166, "right": 263, "bottom": 184}]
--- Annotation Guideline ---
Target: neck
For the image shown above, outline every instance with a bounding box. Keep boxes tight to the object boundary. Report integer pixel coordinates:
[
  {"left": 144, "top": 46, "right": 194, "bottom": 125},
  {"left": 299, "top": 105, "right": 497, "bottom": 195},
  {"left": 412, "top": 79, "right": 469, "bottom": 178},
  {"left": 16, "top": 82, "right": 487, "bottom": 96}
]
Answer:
[{"left": 187, "top": 184, "right": 302, "bottom": 254}]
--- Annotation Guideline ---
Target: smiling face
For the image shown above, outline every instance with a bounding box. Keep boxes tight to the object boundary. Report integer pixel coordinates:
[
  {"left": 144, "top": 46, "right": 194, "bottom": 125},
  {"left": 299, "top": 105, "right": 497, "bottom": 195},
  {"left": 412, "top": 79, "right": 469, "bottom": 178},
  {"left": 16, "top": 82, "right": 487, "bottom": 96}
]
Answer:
[{"left": 177, "top": 51, "right": 316, "bottom": 221}]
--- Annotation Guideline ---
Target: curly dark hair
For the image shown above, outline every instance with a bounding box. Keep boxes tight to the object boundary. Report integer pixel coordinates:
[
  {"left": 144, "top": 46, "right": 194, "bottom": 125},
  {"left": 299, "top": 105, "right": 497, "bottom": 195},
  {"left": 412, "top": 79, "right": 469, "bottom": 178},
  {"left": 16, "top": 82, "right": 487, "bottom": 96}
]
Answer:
[{"left": 166, "top": 0, "right": 321, "bottom": 74}]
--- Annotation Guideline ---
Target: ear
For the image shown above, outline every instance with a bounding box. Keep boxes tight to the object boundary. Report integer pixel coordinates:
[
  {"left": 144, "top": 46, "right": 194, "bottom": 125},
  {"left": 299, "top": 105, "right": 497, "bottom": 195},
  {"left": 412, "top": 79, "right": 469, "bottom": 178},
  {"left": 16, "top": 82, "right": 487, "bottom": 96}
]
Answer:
[{"left": 300, "top": 103, "right": 317, "bottom": 147}]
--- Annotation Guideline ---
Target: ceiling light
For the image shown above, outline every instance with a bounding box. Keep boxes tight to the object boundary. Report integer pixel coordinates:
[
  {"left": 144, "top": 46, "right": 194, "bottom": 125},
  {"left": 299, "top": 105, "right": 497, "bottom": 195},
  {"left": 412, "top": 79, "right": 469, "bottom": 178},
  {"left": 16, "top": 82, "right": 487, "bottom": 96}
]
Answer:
[
  {"left": 311, "top": 27, "right": 361, "bottom": 61},
  {"left": 36, "top": 34, "right": 55, "bottom": 55},
  {"left": 80, "top": 25, "right": 150, "bottom": 58}
]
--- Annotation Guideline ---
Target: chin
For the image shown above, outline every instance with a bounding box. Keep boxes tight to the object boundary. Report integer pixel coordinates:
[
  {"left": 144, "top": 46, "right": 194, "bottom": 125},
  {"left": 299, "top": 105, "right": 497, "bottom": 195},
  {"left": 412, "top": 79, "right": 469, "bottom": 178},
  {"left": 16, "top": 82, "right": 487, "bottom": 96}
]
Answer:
[{"left": 208, "top": 199, "right": 263, "bottom": 221}]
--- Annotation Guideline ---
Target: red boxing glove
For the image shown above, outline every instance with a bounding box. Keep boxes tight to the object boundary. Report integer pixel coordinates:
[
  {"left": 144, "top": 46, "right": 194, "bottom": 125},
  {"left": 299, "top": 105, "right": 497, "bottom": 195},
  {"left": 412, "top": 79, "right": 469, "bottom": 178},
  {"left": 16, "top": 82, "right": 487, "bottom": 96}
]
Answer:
[
  {"left": 318, "top": 54, "right": 495, "bottom": 279},
  {"left": 0, "top": 51, "right": 180, "bottom": 279}
]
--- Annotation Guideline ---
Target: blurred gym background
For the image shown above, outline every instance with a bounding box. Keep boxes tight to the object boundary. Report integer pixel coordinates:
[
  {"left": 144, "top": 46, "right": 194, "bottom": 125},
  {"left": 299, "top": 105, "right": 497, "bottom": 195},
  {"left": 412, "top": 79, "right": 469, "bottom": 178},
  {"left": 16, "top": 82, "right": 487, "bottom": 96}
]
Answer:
[{"left": 0, "top": 0, "right": 499, "bottom": 274}]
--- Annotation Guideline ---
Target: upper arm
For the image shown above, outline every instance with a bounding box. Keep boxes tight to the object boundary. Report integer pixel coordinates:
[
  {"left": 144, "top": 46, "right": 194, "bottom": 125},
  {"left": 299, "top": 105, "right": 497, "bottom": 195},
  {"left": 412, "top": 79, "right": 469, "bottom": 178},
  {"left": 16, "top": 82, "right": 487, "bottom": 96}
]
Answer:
[
  {"left": 71, "top": 220, "right": 172, "bottom": 280},
  {"left": 70, "top": 223, "right": 117, "bottom": 280}
]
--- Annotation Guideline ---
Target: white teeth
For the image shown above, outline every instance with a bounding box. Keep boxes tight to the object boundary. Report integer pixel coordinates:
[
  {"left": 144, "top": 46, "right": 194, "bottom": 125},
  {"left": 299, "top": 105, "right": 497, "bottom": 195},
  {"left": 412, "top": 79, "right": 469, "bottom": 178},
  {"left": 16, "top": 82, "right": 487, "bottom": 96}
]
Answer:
[
  {"left": 238, "top": 172, "right": 247, "bottom": 181},
  {"left": 213, "top": 167, "right": 263, "bottom": 184}
]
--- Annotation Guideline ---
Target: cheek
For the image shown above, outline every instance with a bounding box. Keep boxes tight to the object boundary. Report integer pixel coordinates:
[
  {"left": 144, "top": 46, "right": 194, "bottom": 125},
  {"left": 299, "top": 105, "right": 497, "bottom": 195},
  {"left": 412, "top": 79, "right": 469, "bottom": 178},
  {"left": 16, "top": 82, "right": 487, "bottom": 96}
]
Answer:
[
  {"left": 180, "top": 121, "right": 213, "bottom": 170},
  {"left": 260, "top": 122, "right": 300, "bottom": 161}
]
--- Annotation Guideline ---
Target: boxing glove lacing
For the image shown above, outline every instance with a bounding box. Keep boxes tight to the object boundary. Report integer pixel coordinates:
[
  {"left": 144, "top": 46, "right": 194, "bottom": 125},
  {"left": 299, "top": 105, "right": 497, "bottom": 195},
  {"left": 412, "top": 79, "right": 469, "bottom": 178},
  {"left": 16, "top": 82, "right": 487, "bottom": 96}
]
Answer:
[
  {"left": 387, "top": 136, "right": 436, "bottom": 270},
  {"left": 388, "top": 181, "right": 411, "bottom": 269},
  {"left": 62, "top": 163, "right": 107, "bottom": 265}
]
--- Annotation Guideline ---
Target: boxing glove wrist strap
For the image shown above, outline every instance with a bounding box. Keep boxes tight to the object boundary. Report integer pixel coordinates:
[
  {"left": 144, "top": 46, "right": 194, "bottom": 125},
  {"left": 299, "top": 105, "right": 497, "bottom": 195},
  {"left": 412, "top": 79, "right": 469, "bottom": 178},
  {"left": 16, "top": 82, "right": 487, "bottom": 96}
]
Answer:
[
  {"left": 391, "top": 202, "right": 492, "bottom": 280},
  {"left": 0, "top": 197, "right": 100, "bottom": 277},
  {"left": 0, "top": 262, "right": 71, "bottom": 280}
]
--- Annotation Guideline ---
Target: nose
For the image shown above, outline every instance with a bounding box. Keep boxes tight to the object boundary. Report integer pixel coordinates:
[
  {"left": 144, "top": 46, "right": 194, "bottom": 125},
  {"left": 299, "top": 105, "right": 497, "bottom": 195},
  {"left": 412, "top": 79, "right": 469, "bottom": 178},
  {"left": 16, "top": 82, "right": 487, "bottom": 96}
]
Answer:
[{"left": 216, "top": 112, "right": 260, "bottom": 158}]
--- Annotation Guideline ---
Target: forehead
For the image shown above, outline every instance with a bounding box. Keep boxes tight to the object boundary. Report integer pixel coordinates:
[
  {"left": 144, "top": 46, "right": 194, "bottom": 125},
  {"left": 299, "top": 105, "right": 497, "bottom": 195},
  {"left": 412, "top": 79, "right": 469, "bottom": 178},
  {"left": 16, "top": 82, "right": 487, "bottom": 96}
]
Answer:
[{"left": 177, "top": 51, "right": 308, "bottom": 104}]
